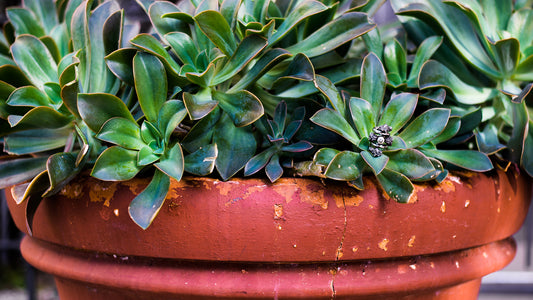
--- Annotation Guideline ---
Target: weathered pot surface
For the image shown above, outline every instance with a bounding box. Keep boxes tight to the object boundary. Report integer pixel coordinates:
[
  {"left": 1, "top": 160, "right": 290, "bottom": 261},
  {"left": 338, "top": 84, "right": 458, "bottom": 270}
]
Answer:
[{"left": 7, "top": 169, "right": 532, "bottom": 299}]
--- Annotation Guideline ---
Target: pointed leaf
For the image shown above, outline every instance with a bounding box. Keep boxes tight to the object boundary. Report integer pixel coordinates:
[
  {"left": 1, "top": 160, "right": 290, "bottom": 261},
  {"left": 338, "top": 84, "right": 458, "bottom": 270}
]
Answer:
[
  {"left": 244, "top": 147, "right": 277, "bottom": 176},
  {"left": 384, "top": 39, "right": 407, "bottom": 81},
  {"left": 310, "top": 108, "right": 360, "bottom": 145},
  {"left": 43, "top": 152, "right": 81, "bottom": 197},
  {"left": 379, "top": 93, "right": 418, "bottom": 135},
  {"left": 9, "top": 107, "right": 72, "bottom": 129},
  {"left": 97, "top": 117, "right": 144, "bottom": 150},
  {"left": 349, "top": 97, "right": 375, "bottom": 139},
  {"left": 7, "top": 86, "right": 54, "bottom": 108},
  {"left": 361, "top": 53, "right": 386, "bottom": 120},
  {"left": 194, "top": 10, "right": 237, "bottom": 56},
  {"left": 399, "top": 108, "right": 450, "bottom": 148},
  {"left": 361, "top": 150, "right": 388, "bottom": 175},
  {"left": 0, "top": 157, "right": 48, "bottom": 189},
  {"left": 423, "top": 148, "right": 493, "bottom": 172},
  {"left": 281, "top": 141, "right": 313, "bottom": 152},
  {"left": 475, "top": 123, "right": 506, "bottom": 155},
  {"left": 105, "top": 48, "right": 137, "bottom": 86},
  {"left": 4, "top": 127, "right": 72, "bottom": 155},
  {"left": 286, "top": 12, "right": 375, "bottom": 58},
  {"left": 407, "top": 36, "right": 442, "bottom": 87},
  {"left": 165, "top": 32, "right": 199, "bottom": 67},
  {"left": 314, "top": 75, "right": 345, "bottom": 117},
  {"left": 149, "top": 1, "right": 189, "bottom": 37},
  {"left": 386, "top": 149, "right": 435, "bottom": 180},
  {"left": 129, "top": 169, "right": 170, "bottom": 230},
  {"left": 7, "top": 8, "right": 45, "bottom": 37},
  {"left": 134, "top": 52, "right": 167, "bottom": 123},
  {"left": 212, "top": 35, "right": 268, "bottom": 85},
  {"left": 158, "top": 100, "right": 187, "bottom": 143},
  {"left": 183, "top": 88, "right": 218, "bottom": 120},
  {"left": 376, "top": 168, "right": 414, "bottom": 203},
  {"left": 325, "top": 151, "right": 361, "bottom": 181},
  {"left": 265, "top": 154, "right": 283, "bottom": 182},
  {"left": 155, "top": 142, "right": 184, "bottom": 181}
]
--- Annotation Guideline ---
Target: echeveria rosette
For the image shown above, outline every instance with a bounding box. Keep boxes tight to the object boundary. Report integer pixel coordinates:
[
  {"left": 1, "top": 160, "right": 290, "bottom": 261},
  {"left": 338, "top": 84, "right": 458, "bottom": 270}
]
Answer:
[
  {"left": 90, "top": 52, "right": 216, "bottom": 229},
  {"left": 392, "top": 0, "right": 533, "bottom": 176},
  {"left": 310, "top": 53, "right": 493, "bottom": 202},
  {"left": 244, "top": 101, "right": 312, "bottom": 182},
  {"left": 0, "top": 0, "right": 127, "bottom": 224}
]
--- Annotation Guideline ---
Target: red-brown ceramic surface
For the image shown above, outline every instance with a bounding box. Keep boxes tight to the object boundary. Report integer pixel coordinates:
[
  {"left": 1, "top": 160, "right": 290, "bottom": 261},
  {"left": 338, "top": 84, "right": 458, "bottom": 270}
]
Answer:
[{"left": 6, "top": 169, "right": 532, "bottom": 299}]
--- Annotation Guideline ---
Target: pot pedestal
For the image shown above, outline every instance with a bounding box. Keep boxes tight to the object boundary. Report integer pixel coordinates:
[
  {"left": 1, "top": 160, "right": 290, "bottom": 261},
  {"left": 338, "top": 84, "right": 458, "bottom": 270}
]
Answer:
[{"left": 7, "top": 169, "right": 531, "bottom": 299}]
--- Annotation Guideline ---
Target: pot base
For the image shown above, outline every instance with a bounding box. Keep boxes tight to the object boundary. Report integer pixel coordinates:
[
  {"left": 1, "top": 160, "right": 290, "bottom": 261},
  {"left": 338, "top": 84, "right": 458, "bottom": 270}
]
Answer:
[{"left": 22, "top": 236, "right": 515, "bottom": 299}]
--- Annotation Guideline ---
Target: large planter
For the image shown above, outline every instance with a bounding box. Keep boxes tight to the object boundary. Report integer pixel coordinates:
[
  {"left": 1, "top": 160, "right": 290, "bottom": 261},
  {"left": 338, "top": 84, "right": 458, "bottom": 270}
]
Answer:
[{"left": 6, "top": 169, "right": 531, "bottom": 299}]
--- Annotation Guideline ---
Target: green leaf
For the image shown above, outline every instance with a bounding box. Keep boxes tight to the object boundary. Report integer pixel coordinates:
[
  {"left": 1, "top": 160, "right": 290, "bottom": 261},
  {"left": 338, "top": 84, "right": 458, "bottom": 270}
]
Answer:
[
  {"left": 421, "top": 149, "right": 493, "bottom": 172},
  {"left": 384, "top": 39, "right": 407, "bottom": 82},
  {"left": 25, "top": 0, "right": 58, "bottom": 32},
  {"left": 212, "top": 35, "right": 268, "bottom": 85},
  {"left": 361, "top": 150, "right": 388, "bottom": 175},
  {"left": 11, "top": 35, "right": 58, "bottom": 90},
  {"left": 137, "top": 145, "right": 159, "bottom": 166},
  {"left": 522, "top": 122, "right": 533, "bottom": 177},
  {"left": 386, "top": 149, "right": 434, "bottom": 180},
  {"left": 43, "top": 152, "right": 80, "bottom": 197},
  {"left": 475, "top": 123, "right": 506, "bottom": 155},
  {"left": 325, "top": 151, "right": 361, "bottom": 181},
  {"left": 181, "top": 107, "right": 221, "bottom": 153},
  {"left": 134, "top": 52, "right": 167, "bottom": 123},
  {"left": 7, "top": 86, "right": 54, "bottom": 108},
  {"left": 184, "top": 144, "right": 218, "bottom": 176},
  {"left": 194, "top": 10, "right": 237, "bottom": 57},
  {"left": 286, "top": 12, "right": 375, "bottom": 58},
  {"left": 265, "top": 154, "right": 283, "bottom": 182},
  {"left": 4, "top": 127, "right": 72, "bottom": 155},
  {"left": 183, "top": 88, "right": 218, "bottom": 120},
  {"left": 92, "top": 146, "right": 142, "bottom": 181},
  {"left": 314, "top": 148, "right": 340, "bottom": 166},
  {"left": 508, "top": 9, "right": 533, "bottom": 55},
  {"left": 361, "top": 52, "right": 386, "bottom": 120},
  {"left": 149, "top": 1, "right": 188, "bottom": 37},
  {"left": 214, "top": 90, "right": 264, "bottom": 127},
  {"left": 105, "top": 48, "right": 137, "bottom": 86},
  {"left": 129, "top": 169, "right": 170, "bottom": 230},
  {"left": 8, "top": 107, "right": 72, "bottom": 129},
  {"left": 0, "top": 157, "right": 48, "bottom": 189},
  {"left": 431, "top": 116, "right": 461, "bottom": 145},
  {"left": 399, "top": 108, "right": 450, "bottom": 148},
  {"left": 158, "top": 100, "right": 187, "bottom": 143},
  {"left": 244, "top": 147, "right": 277, "bottom": 176},
  {"left": 214, "top": 113, "right": 257, "bottom": 180},
  {"left": 376, "top": 168, "right": 414, "bottom": 203},
  {"left": 310, "top": 108, "right": 360, "bottom": 145},
  {"left": 268, "top": 0, "right": 328, "bottom": 45},
  {"left": 130, "top": 34, "right": 183, "bottom": 81},
  {"left": 379, "top": 93, "right": 418, "bottom": 135},
  {"left": 349, "top": 97, "right": 375, "bottom": 139},
  {"left": 491, "top": 38, "right": 520, "bottom": 77},
  {"left": 78, "top": 93, "right": 136, "bottom": 133},
  {"left": 97, "top": 117, "right": 144, "bottom": 150},
  {"left": 165, "top": 32, "right": 199, "bottom": 68},
  {"left": 7, "top": 8, "right": 45, "bottom": 37},
  {"left": 507, "top": 101, "right": 529, "bottom": 163},
  {"left": 155, "top": 142, "right": 184, "bottom": 181},
  {"left": 229, "top": 48, "right": 291, "bottom": 92},
  {"left": 407, "top": 36, "right": 442, "bottom": 87},
  {"left": 314, "top": 75, "right": 345, "bottom": 117}
]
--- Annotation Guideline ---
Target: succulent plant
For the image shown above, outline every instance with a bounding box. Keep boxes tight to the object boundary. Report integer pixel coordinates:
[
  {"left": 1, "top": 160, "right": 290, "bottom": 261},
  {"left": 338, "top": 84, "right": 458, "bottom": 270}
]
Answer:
[
  {"left": 0, "top": 0, "right": 531, "bottom": 230},
  {"left": 392, "top": 0, "right": 533, "bottom": 176}
]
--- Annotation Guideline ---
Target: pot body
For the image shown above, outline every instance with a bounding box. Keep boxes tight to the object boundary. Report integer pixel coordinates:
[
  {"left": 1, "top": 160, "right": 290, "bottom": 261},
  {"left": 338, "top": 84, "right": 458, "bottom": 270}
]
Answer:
[{"left": 7, "top": 169, "right": 532, "bottom": 299}]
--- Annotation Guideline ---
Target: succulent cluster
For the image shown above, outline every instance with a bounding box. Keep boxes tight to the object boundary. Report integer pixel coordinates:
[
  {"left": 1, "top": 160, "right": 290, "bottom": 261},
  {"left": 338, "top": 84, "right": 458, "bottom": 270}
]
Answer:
[{"left": 0, "top": 0, "right": 531, "bottom": 230}]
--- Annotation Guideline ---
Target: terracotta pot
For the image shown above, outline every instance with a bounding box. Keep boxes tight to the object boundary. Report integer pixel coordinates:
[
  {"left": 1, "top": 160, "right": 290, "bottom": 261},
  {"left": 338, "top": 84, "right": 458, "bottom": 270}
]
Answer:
[{"left": 6, "top": 169, "right": 531, "bottom": 299}]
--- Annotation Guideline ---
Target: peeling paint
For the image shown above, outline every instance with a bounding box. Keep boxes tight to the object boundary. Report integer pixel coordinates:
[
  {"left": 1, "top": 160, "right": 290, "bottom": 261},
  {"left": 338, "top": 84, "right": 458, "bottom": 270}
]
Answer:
[
  {"left": 60, "top": 182, "right": 83, "bottom": 199},
  {"left": 378, "top": 239, "right": 389, "bottom": 251},
  {"left": 397, "top": 265, "right": 408, "bottom": 274},
  {"left": 464, "top": 200, "right": 471, "bottom": 208},
  {"left": 89, "top": 182, "right": 117, "bottom": 207},
  {"left": 113, "top": 209, "right": 119, "bottom": 217},
  {"left": 352, "top": 247, "right": 358, "bottom": 253},
  {"left": 435, "top": 179, "right": 456, "bottom": 193},
  {"left": 440, "top": 201, "right": 446, "bottom": 213},
  {"left": 274, "top": 204, "right": 283, "bottom": 219},
  {"left": 408, "top": 235, "right": 416, "bottom": 248},
  {"left": 409, "top": 264, "right": 416, "bottom": 270}
]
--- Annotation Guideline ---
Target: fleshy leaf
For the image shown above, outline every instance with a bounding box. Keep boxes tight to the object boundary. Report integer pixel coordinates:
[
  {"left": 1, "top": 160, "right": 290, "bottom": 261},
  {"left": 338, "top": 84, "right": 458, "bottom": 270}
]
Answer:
[
  {"left": 0, "top": 157, "right": 48, "bottom": 189},
  {"left": 325, "top": 151, "right": 361, "bottom": 181},
  {"left": 78, "top": 93, "right": 136, "bottom": 133},
  {"left": 314, "top": 75, "right": 345, "bottom": 117},
  {"left": 349, "top": 97, "right": 375, "bottom": 139},
  {"left": 265, "top": 154, "right": 283, "bottom": 182},
  {"left": 43, "top": 152, "right": 80, "bottom": 197},
  {"left": 244, "top": 147, "right": 277, "bottom": 176},
  {"left": 310, "top": 108, "right": 360, "bottom": 145},
  {"left": 386, "top": 149, "right": 435, "bottom": 180},
  {"left": 422, "top": 149, "right": 494, "bottom": 172},
  {"left": 91, "top": 146, "right": 142, "bottom": 181},
  {"left": 361, "top": 150, "right": 388, "bottom": 175},
  {"left": 194, "top": 10, "right": 237, "bottom": 56},
  {"left": 376, "top": 168, "right": 414, "bottom": 203},
  {"left": 155, "top": 142, "right": 184, "bottom": 181},
  {"left": 134, "top": 52, "right": 167, "bottom": 123},
  {"left": 129, "top": 169, "right": 170, "bottom": 230},
  {"left": 184, "top": 143, "right": 218, "bottom": 176},
  {"left": 399, "top": 108, "right": 450, "bottom": 148},
  {"left": 97, "top": 117, "right": 144, "bottom": 150},
  {"left": 214, "top": 90, "right": 264, "bottom": 127},
  {"left": 360, "top": 52, "right": 386, "bottom": 120},
  {"left": 379, "top": 93, "right": 418, "bottom": 135},
  {"left": 11, "top": 35, "right": 58, "bottom": 90}
]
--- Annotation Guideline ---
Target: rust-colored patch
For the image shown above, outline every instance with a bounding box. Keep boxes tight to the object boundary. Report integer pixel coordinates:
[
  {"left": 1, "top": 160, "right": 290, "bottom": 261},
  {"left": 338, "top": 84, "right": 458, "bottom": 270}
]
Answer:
[
  {"left": 336, "top": 246, "right": 344, "bottom": 259},
  {"left": 243, "top": 186, "right": 268, "bottom": 200},
  {"left": 60, "top": 182, "right": 84, "bottom": 199},
  {"left": 435, "top": 178, "right": 456, "bottom": 193},
  {"left": 89, "top": 182, "right": 117, "bottom": 207},
  {"left": 274, "top": 204, "right": 283, "bottom": 219},
  {"left": 272, "top": 180, "right": 299, "bottom": 204},
  {"left": 213, "top": 180, "right": 238, "bottom": 196},
  {"left": 378, "top": 238, "right": 389, "bottom": 251},
  {"left": 408, "top": 235, "right": 416, "bottom": 248},
  {"left": 299, "top": 183, "right": 328, "bottom": 209},
  {"left": 344, "top": 195, "right": 364, "bottom": 207}
]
